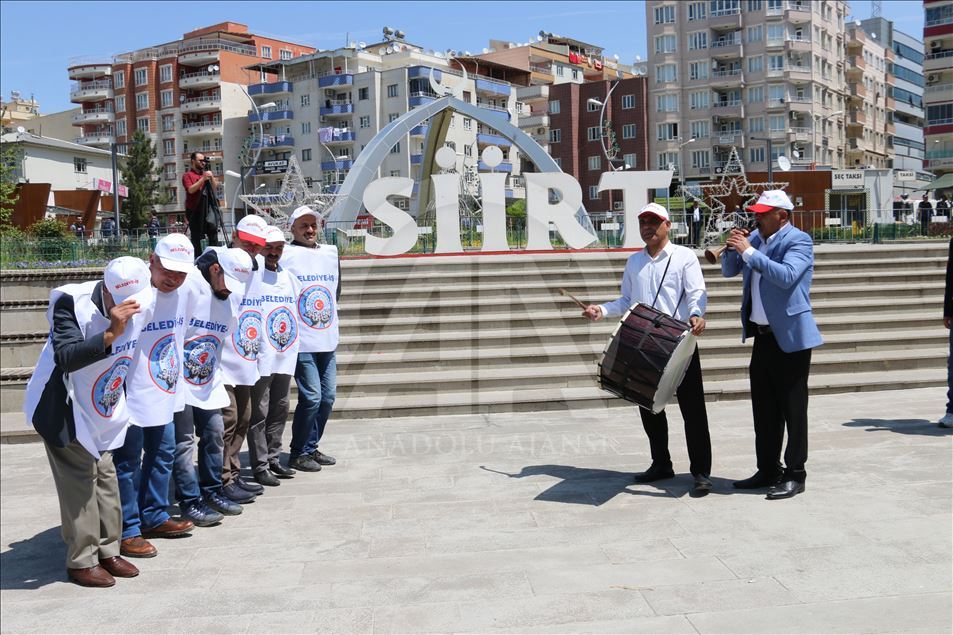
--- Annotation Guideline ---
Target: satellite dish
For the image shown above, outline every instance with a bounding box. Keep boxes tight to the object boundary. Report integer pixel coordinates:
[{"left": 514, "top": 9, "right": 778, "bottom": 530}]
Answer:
[
  {"left": 358, "top": 41, "right": 366, "bottom": 49},
  {"left": 378, "top": 48, "right": 386, "bottom": 55},
  {"left": 536, "top": 35, "right": 543, "bottom": 42},
  {"left": 778, "top": 155, "right": 792, "bottom": 171},
  {"left": 854, "top": 19, "right": 861, "bottom": 26},
  {"left": 16, "top": 126, "right": 26, "bottom": 134},
  {"left": 539, "top": 29, "right": 546, "bottom": 37},
  {"left": 482, "top": 47, "right": 490, "bottom": 54},
  {"left": 636, "top": 66, "right": 647, "bottom": 76},
  {"left": 613, "top": 53, "right": 620, "bottom": 61},
  {"left": 395, "top": 30, "right": 405, "bottom": 40}
]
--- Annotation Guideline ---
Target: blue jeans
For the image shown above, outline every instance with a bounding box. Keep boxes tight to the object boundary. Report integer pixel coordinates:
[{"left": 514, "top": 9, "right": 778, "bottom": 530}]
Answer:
[
  {"left": 172, "top": 406, "right": 224, "bottom": 506},
  {"left": 290, "top": 351, "right": 336, "bottom": 459},
  {"left": 114, "top": 423, "right": 175, "bottom": 539}
]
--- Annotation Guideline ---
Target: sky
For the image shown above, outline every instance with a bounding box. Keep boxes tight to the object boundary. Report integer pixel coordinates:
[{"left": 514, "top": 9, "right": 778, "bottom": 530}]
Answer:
[{"left": 0, "top": 0, "right": 925, "bottom": 115}]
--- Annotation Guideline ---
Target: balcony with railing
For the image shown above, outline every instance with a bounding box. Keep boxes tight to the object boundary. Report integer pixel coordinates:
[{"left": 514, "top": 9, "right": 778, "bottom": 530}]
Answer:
[
  {"left": 324, "top": 130, "right": 355, "bottom": 144},
  {"left": 318, "top": 74, "right": 354, "bottom": 87},
  {"left": 709, "top": 6, "right": 742, "bottom": 29},
  {"left": 70, "top": 80, "right": 113, "bottom": 102},
  {"left": 475, "top": 77, "right": 511, "bottom": 97},
  {"left": 180, "top": 94, "right": 221, "bottom": 113},
  {"left": 477, "top": 131, "right": 512, "bottom": 147},
  {"left": 788, "top": 126, "right": 812, "bottom": 142},
  {"left": 181, "top": 148, "right": 223, "bottom": 160},
  {"left": 711, "top": 37, "right": 742, "bottom": 55},
  {"left": 248, "top": 108, "right": 294, "bottom": 123},
  {"left": 408, "top": 91, "right": 438, "bottom": 108},
  {"left": 786, "top": 65, "right": 812, "bottom": 80},
  {"left": 711, "top": 99, "right": 743, "bottom": 118},
  {"left": 848, "top": 83, "right": 867, "bottom": 99},
  {"left": 785, "top": 0, "right": 811, "bottom": 21},
  {"left": 251, "top": 135, "right": 295, "bottom": 149},
  {"left": 516, "top": 84, "right": 549, "bottom": 102},
  {"left": 321, "top": 158, "right": 354, "bottom": 171},
  {"left": 520, "top": 112, "right": 550, "bottom": 128},
  {"left": 181, "top": 120, "right": 223, "bottom": 136},
  {"left": 68, "top": 60, "right": 112, "bottom": 80},
  {"left": 179, "top": 70, "right": 220, "bottom": 89},
  {"left": 320, "top": 100, "right": 355, "bottom": 116},
  {"left": 785, "top": 36, "right": 812, "bottom": 52},
  {"left": 249, "top": 81, "right": 293, "bottom": 96},
  {"left": 75, "top": 129, "right": 114, "bottom": 146},
  {"left": 72, "top": 107, "right": 115, "bottom": 124},
  {"left": 177, "top": 39, "right": 256, "bottom": 66},
  {"left": 409, "top": 125, "right": 429, "bottom": 137}
]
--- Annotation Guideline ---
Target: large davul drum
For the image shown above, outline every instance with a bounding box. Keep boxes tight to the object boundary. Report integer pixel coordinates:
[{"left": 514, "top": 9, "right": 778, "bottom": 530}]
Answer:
[{"left": 598, "top": 303, "right": 696, "bottom": 414}]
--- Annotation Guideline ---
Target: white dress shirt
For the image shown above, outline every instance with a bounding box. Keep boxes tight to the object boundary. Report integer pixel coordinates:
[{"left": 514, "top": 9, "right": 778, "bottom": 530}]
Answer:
[
  {"left": 742, "top": 223, "right": 791, "bottom": 325},
  {"left": 600, "top": 242, "right": 707, "bottom": 321}
]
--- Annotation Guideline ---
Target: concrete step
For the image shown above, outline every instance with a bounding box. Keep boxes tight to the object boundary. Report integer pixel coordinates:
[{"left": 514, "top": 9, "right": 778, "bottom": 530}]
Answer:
[{"left": 4, "top": 365, "right": 946, "bottom": 441}]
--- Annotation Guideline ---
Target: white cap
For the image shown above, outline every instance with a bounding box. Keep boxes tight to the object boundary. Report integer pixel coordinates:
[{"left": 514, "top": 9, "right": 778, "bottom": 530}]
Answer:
[
  {"left": 217, "top": 248, "right": 254, "bottom": 294},
  {"left": 104, "top": 256, "right": 154, "bottom": 305},
  {"left": 288, "top": 205, "right": 320, "bottom": 228},
  {"left": 235, "top": 214, "right": 269, "bottom": 246},
  {"left": 748, "top": 190, "right": 794, "bottom": 213},
  {"left": 638, "top": 202, "right": 670, "bottom": 221},
  {"left": 154, "top": 233, "right": 194, "bottom": 273},
  {"left": 264, "top": 226, "right": 286, "bottom": 244}
]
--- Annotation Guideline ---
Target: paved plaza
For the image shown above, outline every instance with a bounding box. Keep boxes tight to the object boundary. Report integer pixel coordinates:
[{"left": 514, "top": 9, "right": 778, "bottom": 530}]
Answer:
[{"left": 1, "top": 387, "right": 951, "bottom": 634}]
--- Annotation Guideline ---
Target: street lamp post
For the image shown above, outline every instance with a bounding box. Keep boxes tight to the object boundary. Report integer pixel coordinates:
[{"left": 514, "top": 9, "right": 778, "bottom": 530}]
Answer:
[
  {"left": 231, "top": 95, "right": 276, "bottom": 229},
  {"left": 587, "top": 79, "right": 622, "bottom": 171}
]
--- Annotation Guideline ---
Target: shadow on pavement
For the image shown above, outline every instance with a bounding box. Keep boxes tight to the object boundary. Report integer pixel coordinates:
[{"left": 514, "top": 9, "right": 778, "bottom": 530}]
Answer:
[
  {"left": 0, "top": 526, "right": 66, "bottom": 590},
  {"left": 481, "top": 465, "right": 757, "bottom": 505},
  {"left": 842, "top": 418, "right": 951, "bottom": 436}
]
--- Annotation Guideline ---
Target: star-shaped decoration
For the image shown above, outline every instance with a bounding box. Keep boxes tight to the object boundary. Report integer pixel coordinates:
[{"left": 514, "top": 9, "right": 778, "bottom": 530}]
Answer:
[
  {"left": 676, "top": 147, "right": 788, "bottom": 246},
  {"left": 240, "top": 155, "right": 340, "bottom": 237}
]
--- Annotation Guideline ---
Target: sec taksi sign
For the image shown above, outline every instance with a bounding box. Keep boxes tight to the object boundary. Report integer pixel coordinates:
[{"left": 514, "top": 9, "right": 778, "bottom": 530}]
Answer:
[{"left": 831, "top": 170, "right": 865, "bottom": 189}]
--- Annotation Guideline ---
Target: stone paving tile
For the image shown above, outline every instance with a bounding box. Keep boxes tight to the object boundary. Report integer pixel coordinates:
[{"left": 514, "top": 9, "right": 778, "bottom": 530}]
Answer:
[
  {"left": 2, "top": 387, "right": 950, "bottom": 633},
  {"left": 686, "top": 591, "right": 952, "bottom": 634}
]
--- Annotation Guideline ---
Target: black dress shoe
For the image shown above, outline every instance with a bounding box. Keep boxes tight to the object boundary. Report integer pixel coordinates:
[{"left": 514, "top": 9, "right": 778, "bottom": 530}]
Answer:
[
  {"left": 269, "top": 460, "right": 296, "bottom": 478},
  {"left": 254, "top": 470, "right": 281, "bottom": 487},
  {"left": 311, "top": 450, "right": 336, "bottom": 466},
  {"left": 633, "top": 463, "right": 675, "bottom": 484},
  {"left": 290, "top": 455, "right": 322, "bottom": 472},
  {"left": 732, "top": 470, "right": 782, "bottom": 489},
  {"left": 766, "top": 479, "right": 805, "bottom": 500},
  {"left": 221, "top": 482, "right": 257, "bottom": 504},
  {"left": 691, "top": 475, "right": 713, "bottom": 497},
  {"left": 236, "top": 476, "right": 264, "bottom": 494}
]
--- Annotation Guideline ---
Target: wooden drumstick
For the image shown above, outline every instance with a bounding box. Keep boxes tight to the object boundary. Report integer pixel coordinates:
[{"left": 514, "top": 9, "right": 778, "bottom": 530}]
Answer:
[{"left": 559, "top": 288, "right": 588, "bottom": 311}]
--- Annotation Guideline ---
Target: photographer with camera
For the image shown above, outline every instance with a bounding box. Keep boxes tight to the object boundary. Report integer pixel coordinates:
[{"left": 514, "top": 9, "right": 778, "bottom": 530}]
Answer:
[{"left": 183, "top": 152, "right": 221, "bottom": 256}]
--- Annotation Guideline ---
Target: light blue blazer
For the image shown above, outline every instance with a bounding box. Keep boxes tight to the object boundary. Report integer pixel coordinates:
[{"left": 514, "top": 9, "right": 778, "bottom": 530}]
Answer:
[{"left": 721, "top": 223, "right": 823, "bottom": 353}]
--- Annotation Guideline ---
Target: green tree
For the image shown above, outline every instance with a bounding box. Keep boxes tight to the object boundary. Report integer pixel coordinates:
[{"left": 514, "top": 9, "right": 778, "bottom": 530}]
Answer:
[
  {"left": 0, "top": 140, "right": 24, "bottom": 231},
  {"left": 120, "top": 129, "right": 169, "bottom": 229},
  {"left": 506, "top": 199, "right": 527, "bottom": 218}
]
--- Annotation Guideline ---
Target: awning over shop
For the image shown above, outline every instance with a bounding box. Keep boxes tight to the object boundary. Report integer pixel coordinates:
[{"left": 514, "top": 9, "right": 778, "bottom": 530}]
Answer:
[{"left": 922, "top": 173, "right": 953, "bottom": 191}]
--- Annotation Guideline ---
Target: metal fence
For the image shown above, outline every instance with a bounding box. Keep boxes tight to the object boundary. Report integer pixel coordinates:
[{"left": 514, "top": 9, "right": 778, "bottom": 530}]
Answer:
[{"left": 2, "top": 208, "right": 949, "bottom": 269}]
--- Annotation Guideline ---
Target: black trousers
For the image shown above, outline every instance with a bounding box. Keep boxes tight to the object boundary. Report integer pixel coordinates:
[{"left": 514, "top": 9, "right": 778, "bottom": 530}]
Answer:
[
  {"left": 188, "top": 207, "right": 220, "bottom": 256},
  {"left": 638, "top": 345, "right": 712, "bottom": 476},
  {"left": 749, "top": 331, "right": 812, "bottom": 479}
]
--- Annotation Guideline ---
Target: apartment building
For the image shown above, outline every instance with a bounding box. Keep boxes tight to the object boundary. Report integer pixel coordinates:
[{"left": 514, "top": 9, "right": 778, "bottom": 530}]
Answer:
[
  {"left": 646, "top": 0, "right": 863, "bottom": 184},
  {"left": 67, "top": 22, "right": 314, "bottom": 218},
  {"left": 245, "top": 36, "right": 522, "bottom": 214},
  {"left": 862, "top": 17, "right": 930, "bottom": 190},
  {"left": 544, "top": 78, "right": 649, "bottom": 216},
  {"left": 924, "top": 0, "right": 953, "bottom": 184}
]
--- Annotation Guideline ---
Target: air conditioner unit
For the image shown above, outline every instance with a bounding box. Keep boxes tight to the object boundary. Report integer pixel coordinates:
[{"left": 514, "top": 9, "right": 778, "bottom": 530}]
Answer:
[
  {"left": 537, "top": 127, "right": 545, "bottom": 134},
  {"left": 931, "top": 40, "right": 942, "bottom": 49},
  {"left": 319, "top": 116, "right": 329, "bottom": 123},
  {"left": 714, "top": 166, "right": 725, "bottom": 174},
  {"left": 612, "top": 201, "right": 624, "bottom": 211},
  {"left": 325, "top": 89, "right": 336, "bottom": 96},
  {"left": 927, "top": 74, "right": 939, "bottom": 83}
]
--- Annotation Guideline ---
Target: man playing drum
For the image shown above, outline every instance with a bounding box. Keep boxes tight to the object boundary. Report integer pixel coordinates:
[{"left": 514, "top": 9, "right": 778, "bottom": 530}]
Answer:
[{"left": 584, "top": 203, "right": 713, "bottom": 497}]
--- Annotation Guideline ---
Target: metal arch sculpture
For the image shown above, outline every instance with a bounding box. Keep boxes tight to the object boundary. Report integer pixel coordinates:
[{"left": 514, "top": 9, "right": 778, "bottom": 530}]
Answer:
[{"left": 326, "top": 95, "right": 593, "bottom": 232}]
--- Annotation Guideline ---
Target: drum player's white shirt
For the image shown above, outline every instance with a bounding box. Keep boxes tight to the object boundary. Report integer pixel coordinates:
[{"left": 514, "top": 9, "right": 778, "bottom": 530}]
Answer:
[{"left": 599, "top": 242, "right": 707, "bottom": 321}]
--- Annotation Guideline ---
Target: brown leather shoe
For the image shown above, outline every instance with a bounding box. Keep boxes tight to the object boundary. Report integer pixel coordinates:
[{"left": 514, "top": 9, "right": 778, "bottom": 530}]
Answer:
[
  {"left": 142, "top": 518, "right": 194, "bottom": 539},
  {"left": 67, "top": 564, "right": 115, "bottom": 588},
  {"left": 120, "top": 536, "right": 157, "bottom": 558},
  {"left": 98, "top": 556, "right": 139, "bottom": 578}
]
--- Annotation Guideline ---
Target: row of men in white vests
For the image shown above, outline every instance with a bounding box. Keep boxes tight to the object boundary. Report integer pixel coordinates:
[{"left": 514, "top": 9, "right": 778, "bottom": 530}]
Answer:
[{"left": 23, "top": 205, "right": 340, "bottom": 587}]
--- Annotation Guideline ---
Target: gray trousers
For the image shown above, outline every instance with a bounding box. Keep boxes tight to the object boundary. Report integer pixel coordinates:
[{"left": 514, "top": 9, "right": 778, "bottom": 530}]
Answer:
[
  {"left": 44, "top": 439, "right": 122, "bottom": 569},
  {"left": 247, "top": 373, "right": 292, "bottom": 473}
]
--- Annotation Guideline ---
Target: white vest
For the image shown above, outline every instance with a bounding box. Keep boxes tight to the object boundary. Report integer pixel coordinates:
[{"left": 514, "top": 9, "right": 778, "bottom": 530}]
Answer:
[
  {"left": 220, "top": 254, "right": 264, "bottom": 387},
  {"left": 279, "top": 244, "right": 339, "bottom": 353},
  {"left": 126, "top": 287, "right": 187, "bottom": 427},
  {"left": 23, "top": 281, "right": 152, "bottom": 458},
  {"left": 257, "top": 266, "right": 301, "bottom": 377},
  {"left": 179, "top": 270, "right": 239, "bottom": 410}
]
